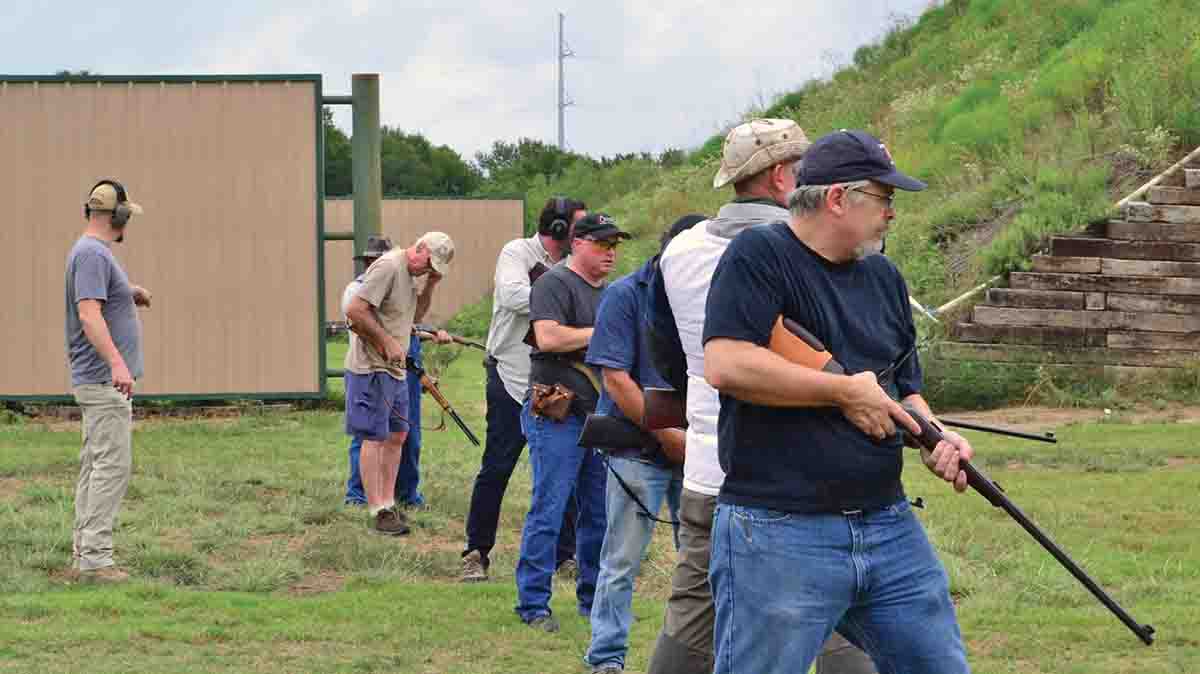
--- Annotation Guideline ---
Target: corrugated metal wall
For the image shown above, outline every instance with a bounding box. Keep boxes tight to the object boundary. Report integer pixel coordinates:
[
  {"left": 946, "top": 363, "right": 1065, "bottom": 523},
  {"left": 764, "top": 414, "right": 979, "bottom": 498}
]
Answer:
[
  {"left": 0, "top": 77, "right": 321, "bottom": 398},
  {"left": 324, "top": 198, "right": 522, "bottom": 325}
]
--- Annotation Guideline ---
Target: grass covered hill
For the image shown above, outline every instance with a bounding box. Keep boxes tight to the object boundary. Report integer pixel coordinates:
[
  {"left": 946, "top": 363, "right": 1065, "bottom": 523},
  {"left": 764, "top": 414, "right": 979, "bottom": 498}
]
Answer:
[{"left": 522, "top": 0, "right": 1200, "bottom": 306}]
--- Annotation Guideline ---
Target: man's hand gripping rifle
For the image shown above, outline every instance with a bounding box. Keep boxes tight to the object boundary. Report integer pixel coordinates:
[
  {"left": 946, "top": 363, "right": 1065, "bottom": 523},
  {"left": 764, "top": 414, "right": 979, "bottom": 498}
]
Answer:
[{"left": 643, "top": 317, "right": 1155, "bottom": 646}]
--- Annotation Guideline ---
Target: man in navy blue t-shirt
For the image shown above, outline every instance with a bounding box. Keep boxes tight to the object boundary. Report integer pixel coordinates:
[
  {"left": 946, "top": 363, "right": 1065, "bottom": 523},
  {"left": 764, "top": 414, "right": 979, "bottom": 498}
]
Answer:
[{"left": 703, "top": 130, "right": 975, "bottom": 674}]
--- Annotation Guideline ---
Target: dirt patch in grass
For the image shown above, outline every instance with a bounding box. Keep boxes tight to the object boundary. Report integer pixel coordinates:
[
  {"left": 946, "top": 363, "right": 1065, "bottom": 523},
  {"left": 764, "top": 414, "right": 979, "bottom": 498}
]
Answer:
[
  {"left": 287, "top": 571, "right": 346, "bottom": 596},
  {"left": 0, "top": 476, "right": 28, "bottom": 503},
  {"left": 1166, "top": 456, "right": 1200, "bottom": 468},
  {"left": 944, "top": 404, "right": 1200, "bottom": 432}
]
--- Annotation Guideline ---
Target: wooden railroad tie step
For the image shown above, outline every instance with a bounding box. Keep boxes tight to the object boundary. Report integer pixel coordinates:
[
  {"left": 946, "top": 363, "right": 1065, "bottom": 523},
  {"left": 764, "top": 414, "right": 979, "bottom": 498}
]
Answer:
[
  {"left": 1009, "top": 271, "right": 1200, "bottom": 296},
  {"left": 938, "top": 342, "right": 1200, "bottom": 368},
  {"left": 1105, "top": 221, "right": 1200, "bottom": 242},
  {"left": 1051, "top": 236, "right": 1200, "bottom": 262},
  {"left": 972, "top": 305, "right": 1200, "bottom": 332}
]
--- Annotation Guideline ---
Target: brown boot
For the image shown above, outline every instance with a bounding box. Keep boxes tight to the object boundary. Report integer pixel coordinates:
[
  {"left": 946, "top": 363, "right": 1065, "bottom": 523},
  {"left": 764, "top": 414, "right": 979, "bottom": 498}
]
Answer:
[
  {"left": 461, "top": 550, "right": 488, "bottom": 582},
  {"left": 372, "top": 508, "right": 411, "bottom": 536}
]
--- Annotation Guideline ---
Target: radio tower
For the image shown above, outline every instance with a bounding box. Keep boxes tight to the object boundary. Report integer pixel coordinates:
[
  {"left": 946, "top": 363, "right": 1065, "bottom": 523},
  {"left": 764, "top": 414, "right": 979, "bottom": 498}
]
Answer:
[{"left": 557, "top": 12, "right": 575, "bottom": 150}]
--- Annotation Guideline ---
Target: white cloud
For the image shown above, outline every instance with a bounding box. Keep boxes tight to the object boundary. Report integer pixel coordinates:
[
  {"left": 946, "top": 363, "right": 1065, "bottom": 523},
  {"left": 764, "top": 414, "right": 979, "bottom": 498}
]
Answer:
[{"left": 6, "top": 0, "right": 935, "bottom": 159}]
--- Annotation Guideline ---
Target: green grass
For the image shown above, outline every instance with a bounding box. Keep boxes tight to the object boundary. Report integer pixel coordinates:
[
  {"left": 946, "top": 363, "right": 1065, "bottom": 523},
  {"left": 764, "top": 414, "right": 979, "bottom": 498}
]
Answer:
[{"left": 0, "top": 342, "right": 1197, "bottom": 672}]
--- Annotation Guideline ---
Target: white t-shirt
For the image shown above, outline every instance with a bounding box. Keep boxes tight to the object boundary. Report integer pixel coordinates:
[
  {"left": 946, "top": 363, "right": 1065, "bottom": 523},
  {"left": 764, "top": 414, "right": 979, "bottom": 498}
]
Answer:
[{"left": 659, "top": 224, "right": 728, "bottom": 496}]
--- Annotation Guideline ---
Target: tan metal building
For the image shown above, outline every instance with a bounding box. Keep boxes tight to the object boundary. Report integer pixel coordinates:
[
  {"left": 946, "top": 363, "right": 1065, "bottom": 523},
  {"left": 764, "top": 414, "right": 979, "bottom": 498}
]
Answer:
[
  {"left": 323, "top": 198, "right": 523, "bottom": 326},
  {"left": 1, "top": 75, "right": 324, "bottom": 399}
]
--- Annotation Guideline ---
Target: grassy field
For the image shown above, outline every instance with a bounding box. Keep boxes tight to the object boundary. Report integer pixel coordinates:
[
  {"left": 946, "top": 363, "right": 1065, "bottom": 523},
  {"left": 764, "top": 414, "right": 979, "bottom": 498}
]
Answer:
[{"left": 1, "top": 342, "right": 1197, "bottom": 673}]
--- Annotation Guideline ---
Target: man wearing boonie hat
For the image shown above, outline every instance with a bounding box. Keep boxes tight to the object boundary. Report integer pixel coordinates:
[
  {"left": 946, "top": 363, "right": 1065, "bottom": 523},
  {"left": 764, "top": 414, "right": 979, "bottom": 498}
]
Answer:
[
  {"left": 645, "top": 121, "right": 876, "bottom": 674},
  {"left": 702, "top": 129, "right": 973, "bottom": 674},
  {"left": 343, "top": 231, "right": 455, "bottom": 536},
  {"left": 65, "top": 179, "right": 151, "bottom": 583}
]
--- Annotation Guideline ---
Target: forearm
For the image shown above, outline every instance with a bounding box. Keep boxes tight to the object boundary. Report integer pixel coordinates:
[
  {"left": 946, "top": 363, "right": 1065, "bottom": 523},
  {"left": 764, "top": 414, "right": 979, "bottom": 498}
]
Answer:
[
  {"left": 603, "top": 369, "right": 646, "bottom": 425},
  {"left": 79, "top": 314, "right": 125, "bottom": 368},
  {"left": 533, "top": 322, "right": 593, "bottom": 353},
  {"left": 704, "top": 338, "right": 849, "bottom": 407},
  {"left": 901, "top": 393, "right": 936, "bottom": 423},
  {"left": 347, "top": 306, "right": 395, "bottom": 353}
]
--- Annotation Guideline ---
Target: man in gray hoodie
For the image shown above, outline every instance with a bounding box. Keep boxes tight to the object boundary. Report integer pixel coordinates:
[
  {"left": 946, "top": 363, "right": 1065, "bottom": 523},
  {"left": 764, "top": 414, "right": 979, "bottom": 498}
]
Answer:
[{"left": 645, "top": 119, "right": 874, "bottom": 674}]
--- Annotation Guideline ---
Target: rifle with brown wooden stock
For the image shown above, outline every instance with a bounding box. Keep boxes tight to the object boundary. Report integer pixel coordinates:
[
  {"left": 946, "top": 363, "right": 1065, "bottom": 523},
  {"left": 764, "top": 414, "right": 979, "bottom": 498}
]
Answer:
[{"left": 662, "top": 316, "right": 1153, "bottom": 645}]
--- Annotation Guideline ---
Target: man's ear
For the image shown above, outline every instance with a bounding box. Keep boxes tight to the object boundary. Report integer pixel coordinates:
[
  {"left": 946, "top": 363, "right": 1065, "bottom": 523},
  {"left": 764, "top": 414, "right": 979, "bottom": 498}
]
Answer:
[{"left": 825, "top": 184, "right": 849, "bottom": 216}]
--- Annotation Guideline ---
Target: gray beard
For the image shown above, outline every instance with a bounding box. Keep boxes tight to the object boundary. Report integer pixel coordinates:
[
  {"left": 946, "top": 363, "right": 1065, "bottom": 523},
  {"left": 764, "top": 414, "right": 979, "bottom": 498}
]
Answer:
[{"left": 853, "top": 238, "right": 884, "bottom": 261}]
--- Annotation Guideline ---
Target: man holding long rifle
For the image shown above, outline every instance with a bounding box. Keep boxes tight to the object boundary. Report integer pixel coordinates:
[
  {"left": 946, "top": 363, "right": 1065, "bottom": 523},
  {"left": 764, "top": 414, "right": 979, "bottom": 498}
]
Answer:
[{"left": 703, "top": 129, "right": 972, "bottom": 674}]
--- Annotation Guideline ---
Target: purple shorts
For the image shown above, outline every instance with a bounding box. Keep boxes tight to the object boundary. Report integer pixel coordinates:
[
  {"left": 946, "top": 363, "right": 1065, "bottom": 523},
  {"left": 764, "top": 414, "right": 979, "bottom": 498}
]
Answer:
[{"left": 344, "top": 371, "right": 410, "bottom": 441}]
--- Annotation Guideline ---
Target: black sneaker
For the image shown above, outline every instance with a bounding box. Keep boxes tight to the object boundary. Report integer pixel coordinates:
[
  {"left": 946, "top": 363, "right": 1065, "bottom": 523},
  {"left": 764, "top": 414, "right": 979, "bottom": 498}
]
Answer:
[
  {"left": 527, "top": 614, "right": 560, "bottom": 633},
  {"left": 372, "top": 508, "right": 410, "bottom": 536}
]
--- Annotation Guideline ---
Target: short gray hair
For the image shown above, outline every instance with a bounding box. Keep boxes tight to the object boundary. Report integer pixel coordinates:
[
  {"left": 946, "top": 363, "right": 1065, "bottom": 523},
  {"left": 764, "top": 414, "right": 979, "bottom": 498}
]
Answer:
[{"left": 787, "top": 179, "right": 871, "bottom": 217}]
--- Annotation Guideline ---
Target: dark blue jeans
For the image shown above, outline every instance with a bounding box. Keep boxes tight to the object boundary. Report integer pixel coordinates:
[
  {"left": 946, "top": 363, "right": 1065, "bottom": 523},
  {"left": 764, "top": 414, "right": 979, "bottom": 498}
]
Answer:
[
  {"left": 463, "top": 361, "right": 576, "bottom": 566},
  {"left": 515, "top": 400, "right": 608, "bottom": 622},
  {"left": 710, "top": 500, "right": 970, "bottom": 674},
  {"left": 345, "top": 341, "right": 424, "bottom": 506}
]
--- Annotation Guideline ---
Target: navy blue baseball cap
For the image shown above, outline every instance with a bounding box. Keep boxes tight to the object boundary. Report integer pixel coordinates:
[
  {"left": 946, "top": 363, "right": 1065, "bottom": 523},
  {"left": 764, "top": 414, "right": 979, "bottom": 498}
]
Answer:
[{"left": 797, "top": 130, "right": 927, "bottom": 191}]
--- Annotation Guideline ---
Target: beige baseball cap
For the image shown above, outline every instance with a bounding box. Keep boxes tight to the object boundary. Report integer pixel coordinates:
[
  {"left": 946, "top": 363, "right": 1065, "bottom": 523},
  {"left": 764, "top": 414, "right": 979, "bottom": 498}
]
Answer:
[
  {"left": 86, "top": 182, "right": 144, "bottom": 215},
  {"left": 712, "top": 118, "right": 811, "bottom": 189},
  {"left": 417, "top": 231, "right": 455, "bottom": 274}
]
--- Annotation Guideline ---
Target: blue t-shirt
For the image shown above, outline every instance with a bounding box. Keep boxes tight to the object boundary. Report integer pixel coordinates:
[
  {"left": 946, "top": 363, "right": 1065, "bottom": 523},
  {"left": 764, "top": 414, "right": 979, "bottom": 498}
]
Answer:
[
  {"left": 586, "top": 262, "right": 668, "bottom": 425},
  {"left": 702, "top": 222, "right": 920, "bottom": 514},
  {"left": 64, "top": 236, "right": 144, "bottom": 386}
]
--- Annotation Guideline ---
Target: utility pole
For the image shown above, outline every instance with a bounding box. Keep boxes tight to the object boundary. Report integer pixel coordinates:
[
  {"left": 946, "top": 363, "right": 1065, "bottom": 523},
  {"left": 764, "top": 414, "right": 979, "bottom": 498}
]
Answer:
[{"left": 557, "top": 11, "right": 574, "bottom": 150}]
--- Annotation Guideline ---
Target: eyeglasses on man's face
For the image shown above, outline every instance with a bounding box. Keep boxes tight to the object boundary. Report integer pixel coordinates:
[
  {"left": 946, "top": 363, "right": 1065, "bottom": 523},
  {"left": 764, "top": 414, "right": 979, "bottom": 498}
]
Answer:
[
  {"left": 585, "top": 238, "right": 621, "bottom": 251},
  {"left": 849, "top": 187, "right": 896, "bottom": 209}
]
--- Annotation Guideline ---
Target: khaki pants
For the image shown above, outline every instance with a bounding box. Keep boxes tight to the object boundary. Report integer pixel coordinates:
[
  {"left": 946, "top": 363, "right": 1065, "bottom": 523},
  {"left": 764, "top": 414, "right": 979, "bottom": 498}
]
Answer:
[
  {"left": 648, "top": 488, "right": 876, "bottom": 674},
  {"left": 72, "top": 384, "right": 133, "bottom": 571}
]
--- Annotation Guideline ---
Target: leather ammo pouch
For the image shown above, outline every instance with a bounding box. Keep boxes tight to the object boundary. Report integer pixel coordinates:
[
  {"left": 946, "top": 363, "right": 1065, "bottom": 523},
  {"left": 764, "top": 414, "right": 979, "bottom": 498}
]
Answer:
[
  {"left": 531, "top": 383, "right": 576, "bottom": 421},
  {"left": 530, "top": 361, "right": 601, "bottom": 422}
]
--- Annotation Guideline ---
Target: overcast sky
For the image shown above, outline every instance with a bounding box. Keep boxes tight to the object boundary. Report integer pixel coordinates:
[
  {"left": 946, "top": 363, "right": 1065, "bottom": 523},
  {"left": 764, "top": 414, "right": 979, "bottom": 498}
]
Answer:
[{"left": 5, "top": 0, "right": 933, "bottom": 160}]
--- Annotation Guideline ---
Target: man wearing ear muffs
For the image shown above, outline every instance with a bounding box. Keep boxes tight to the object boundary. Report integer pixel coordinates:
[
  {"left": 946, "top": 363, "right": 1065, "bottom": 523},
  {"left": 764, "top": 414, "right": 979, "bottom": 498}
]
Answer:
[
  {"left": 459, "top": 197, "right": 588, "bottom": 583},
  {"left": 65, "top": 179, "right": 152, "bottom": 583}
]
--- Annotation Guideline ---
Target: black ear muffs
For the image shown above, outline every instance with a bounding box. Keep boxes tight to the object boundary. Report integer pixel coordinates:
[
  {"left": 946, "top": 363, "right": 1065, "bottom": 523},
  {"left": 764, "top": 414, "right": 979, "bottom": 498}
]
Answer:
[
  {"left": 547, "top": 196, "right": 570, "bottom": 240},
  {"left": 84, "top": 179, "right": 132, "bottom": 227}
]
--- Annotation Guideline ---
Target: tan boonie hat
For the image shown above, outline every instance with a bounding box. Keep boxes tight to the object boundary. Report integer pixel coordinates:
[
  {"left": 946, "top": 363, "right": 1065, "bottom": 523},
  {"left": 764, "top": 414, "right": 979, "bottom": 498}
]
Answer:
[
  {"left": 87, "top": 182, "right": 144, "bottom": 215},
  {"left": 712, "top": 118, "right": 811, "bottom": 189},
  {"left": 417, "top": 231, "right": 455, "bottom": 274}
]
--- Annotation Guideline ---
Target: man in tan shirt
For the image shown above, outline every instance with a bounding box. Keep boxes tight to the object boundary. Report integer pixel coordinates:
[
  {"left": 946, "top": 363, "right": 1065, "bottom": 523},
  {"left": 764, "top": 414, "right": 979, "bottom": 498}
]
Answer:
[{"left": 344, "top": 231, "right": 455, "bottom": 535}]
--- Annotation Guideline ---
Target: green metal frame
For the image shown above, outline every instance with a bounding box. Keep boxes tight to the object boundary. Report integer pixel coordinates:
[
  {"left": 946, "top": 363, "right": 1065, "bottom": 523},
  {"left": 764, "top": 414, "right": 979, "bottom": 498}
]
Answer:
[{"left": 0, "top": 73, "right": 327, "bottom": 403}]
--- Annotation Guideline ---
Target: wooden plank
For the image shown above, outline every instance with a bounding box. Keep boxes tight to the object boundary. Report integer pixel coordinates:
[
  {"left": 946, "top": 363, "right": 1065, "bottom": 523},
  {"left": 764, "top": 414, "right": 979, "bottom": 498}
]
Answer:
[
  {"left": 1085, "top": 292, "right": 1106, "bottom": 310},
  {"left": 972, "top": 305, "right": 1200, "bottom": 332},
  {"left": 1101, "top": 258, "right": 1200, "bottom": 277},
  {"left": 1125, "top": 201, "right": 1200, "bottom": 224},
  {"left": 938, "top": 342, "right": 1199, "bottom": 368},
  {"left": 985, "top": 288, "right": 1085, "bottom": 310},
  {"left": 1009, "top": 271, "right": 1200, "bottom": 296},
  {"left": 1050, "top": 236, "right": 1200, "bottom": 261},
  {"left": 1147, "top": 187, "right": 1200, "bottom": 206},
  {"left": 1105, "top": 221, "right": 1200, "bottom": 242},
  {"left": 1030, "top": 255, "right": 1100, "bottom": 274},
  {"left": 1187, "top": 169, "right": 1200, "bottom": 189},
  {"left": 1108, "top": 331, "right": 1200, "bottom": 351},
  {"left": 1086, "top": 329, "right": 1108, "bottom": 347},
  {"left": 1106, "top": 292, "right": 1200, "bottom": 314},
  {"left": 955, "top": 323, "right": 1088, "bottom": 346}
]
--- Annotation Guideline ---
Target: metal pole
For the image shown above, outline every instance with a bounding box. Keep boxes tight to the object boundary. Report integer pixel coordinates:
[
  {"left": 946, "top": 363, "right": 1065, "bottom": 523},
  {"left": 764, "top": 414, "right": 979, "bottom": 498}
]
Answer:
[
  {"left": 557, "top": 12, "right": 565, "bottom": 150},
  {"left": 351, "top": 73, "right": 382, "bottom": 276}
]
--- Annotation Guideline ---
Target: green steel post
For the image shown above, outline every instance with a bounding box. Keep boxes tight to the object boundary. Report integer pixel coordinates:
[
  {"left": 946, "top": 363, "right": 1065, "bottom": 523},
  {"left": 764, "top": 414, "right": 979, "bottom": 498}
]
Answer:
[{"left": 351, "top": 73, "right": 382, "bottom": 276}]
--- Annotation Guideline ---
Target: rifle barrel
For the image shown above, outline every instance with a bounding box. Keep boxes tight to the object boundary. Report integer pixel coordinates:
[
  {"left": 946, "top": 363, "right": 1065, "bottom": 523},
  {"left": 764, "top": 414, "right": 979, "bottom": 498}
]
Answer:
[
  {"left": 447, "top": 408, "right": 481, "bottom": 446},
  {"left": 963, "top": 461, "right": 1155, "bottom": 645},
  {"left": 903, "top": 404, "right": 1154, "bottom": 645},
  {"left": 939, "top": 418, "right": 1056, "bottom": 443}
]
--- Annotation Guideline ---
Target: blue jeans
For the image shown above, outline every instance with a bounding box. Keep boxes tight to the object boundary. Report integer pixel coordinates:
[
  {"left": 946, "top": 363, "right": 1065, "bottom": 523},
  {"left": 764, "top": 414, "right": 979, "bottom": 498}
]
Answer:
[
  {"left": 710, "top": 500, "right": 970, "bottom": 674},
  {"left": 463, "top": 361, "right": 576, "bottom": 566},
  {"left": 345, "top": 341, "right": 424, "bottom": 505},
  {"left": 585, "top": 456, "right": 682, "bottom": 669},
  {"left": 515, "top": 400, "right": 608, "bottom": 622}
]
